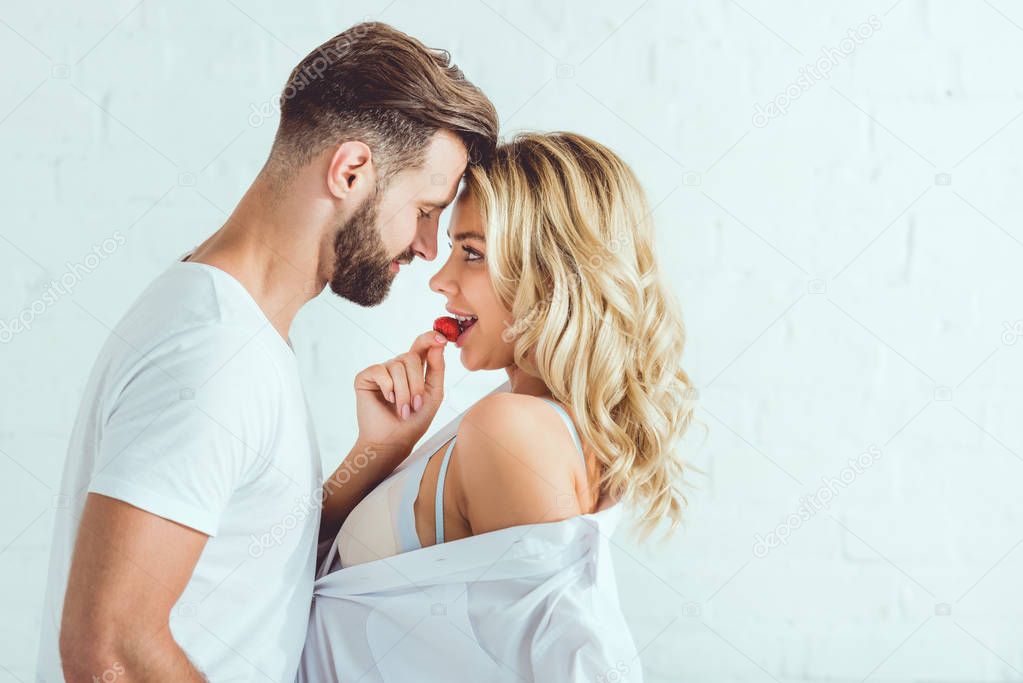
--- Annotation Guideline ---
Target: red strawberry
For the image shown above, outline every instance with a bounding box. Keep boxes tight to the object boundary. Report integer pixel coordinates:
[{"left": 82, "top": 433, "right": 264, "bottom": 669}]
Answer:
[{"left": 433, "top": 316, "right": 461, "bottom": 342}]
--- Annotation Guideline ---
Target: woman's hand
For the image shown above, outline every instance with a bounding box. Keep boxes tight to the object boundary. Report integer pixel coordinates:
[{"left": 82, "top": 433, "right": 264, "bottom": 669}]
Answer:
[{"left": 353, "top": 330, "right": 447, "bottom": 456}]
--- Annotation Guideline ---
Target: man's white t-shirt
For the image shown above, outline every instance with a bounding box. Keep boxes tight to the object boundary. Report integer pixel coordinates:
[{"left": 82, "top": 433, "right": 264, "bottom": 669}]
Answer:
[{"left": 36, "top": 256, "right": 323, "bottom": 682}]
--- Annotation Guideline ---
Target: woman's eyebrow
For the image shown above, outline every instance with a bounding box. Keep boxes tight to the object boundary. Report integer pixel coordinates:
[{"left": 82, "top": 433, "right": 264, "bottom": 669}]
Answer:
[{"left": 448, "top": 230, "right": 486, "bottom": 242}]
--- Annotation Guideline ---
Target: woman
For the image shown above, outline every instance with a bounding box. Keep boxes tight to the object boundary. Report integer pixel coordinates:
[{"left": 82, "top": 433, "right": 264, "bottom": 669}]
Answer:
[{"left": 300, "top": 132, "right": 696, "bottom": 682}]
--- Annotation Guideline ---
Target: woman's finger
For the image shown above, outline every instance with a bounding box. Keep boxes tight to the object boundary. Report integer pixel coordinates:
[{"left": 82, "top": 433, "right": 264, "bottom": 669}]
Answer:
[
  {"left": 387, "top": 360, "right": 412, "bottom": 419},
  {"left": 399, "top": 352, "right": 426, "bottom": 412},
  {"left": 424, "top": 341, "right": 445, "bottom": 397},
  {"left": 355, "top": 364, "right": 395, "bottom": 403},
  {"left": 410, "top": 330, "right": 447, "bottom": 361}
]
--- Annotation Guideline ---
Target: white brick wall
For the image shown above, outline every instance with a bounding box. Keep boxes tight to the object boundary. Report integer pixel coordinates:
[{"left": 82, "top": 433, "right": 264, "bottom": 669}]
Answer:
[{"left": 2, "top": 1, "right": 1021, "bottom": 680}]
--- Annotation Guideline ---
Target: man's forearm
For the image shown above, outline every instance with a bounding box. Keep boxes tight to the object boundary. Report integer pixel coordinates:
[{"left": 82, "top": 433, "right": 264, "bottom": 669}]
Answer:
[
  {"left": 61, "top": 627, "right": 207, "bottom": 682},
  {"left": 318, "top": 440, "right": 410, "bottom": 542}
]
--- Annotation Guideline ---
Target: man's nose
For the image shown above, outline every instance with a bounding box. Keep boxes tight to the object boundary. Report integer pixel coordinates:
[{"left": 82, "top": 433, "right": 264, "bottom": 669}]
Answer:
[
  {"left": 413, "top": 246, "right": 435, "bottom": 262},
  {"left": 413, "top": 223, "right": 439, "bottom": 261}
]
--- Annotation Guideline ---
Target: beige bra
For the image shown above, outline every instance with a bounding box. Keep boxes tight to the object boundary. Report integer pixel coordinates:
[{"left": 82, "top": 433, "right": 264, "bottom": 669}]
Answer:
[{"left": 334, "top": 398, "right": 586, "bottom": 569}]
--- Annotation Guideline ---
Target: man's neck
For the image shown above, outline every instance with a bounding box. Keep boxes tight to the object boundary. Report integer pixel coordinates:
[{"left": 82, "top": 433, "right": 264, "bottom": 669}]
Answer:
[{"left": 186, "top": 173, "right": 328, "bottom": 342}]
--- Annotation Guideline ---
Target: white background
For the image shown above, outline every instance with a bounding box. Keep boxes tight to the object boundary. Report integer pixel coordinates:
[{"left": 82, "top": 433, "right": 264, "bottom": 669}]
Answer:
[{"left": 2, "top": 1, "right": 1022, "bottom": 681}]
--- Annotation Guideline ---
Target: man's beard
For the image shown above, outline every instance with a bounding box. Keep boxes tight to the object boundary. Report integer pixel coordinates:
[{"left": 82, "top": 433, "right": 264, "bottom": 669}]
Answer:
[{"left": 328, "top": 190, "right": 410, "bottom": 307}]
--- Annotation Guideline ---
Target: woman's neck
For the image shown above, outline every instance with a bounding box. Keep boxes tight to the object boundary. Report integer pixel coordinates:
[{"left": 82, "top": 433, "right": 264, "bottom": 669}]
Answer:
[{"left": 505, "top": 365, "right": 551, "bottom": 398}]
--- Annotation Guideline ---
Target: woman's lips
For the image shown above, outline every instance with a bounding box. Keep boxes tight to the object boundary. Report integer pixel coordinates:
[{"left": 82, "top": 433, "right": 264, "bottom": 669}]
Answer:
[
  {"left": 432, "top": 315, "right": 478, "bottom": 346},
  {"left": 433, "top": 316, "right": 461, "bottom": 342},
  {"left": 455, "top": 318, "right": 477, "bottom": 347}
]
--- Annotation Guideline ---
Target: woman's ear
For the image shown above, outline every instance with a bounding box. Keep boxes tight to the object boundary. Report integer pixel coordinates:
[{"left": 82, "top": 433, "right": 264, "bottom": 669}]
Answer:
[{"left": 326, "top": 141, "right": 374, "bottom": 199}]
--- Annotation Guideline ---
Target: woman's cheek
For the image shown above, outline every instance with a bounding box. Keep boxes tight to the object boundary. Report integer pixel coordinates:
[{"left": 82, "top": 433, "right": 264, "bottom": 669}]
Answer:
[{"left": 496, "top": 318, "right": 518, "bottom": 364}]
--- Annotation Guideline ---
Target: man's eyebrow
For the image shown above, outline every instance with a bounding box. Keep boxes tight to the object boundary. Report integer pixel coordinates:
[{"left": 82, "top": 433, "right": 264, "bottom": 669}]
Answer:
[
  {"left": 426, "top": 188, "right": 461, "bottom": 210},
  {"left": 428, "top": 183, "right": 463, "bottom": 210}
]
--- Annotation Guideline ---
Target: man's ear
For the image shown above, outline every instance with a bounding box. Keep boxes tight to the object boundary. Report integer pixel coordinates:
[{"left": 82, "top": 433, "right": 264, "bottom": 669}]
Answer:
[{"left": 326, "top": 141, "right": 374, "bottom": 200}]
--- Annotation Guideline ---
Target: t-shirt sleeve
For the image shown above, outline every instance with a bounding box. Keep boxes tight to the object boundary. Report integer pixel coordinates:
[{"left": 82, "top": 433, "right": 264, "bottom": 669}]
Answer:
[{"left": 88, "top": 324, "right": 281, "bottom": 536}]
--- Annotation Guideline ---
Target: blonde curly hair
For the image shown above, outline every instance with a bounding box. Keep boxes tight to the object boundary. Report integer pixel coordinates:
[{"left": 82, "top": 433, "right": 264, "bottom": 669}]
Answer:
[{"left": 463, "top": 131, "right": 699, "bottom": 540}]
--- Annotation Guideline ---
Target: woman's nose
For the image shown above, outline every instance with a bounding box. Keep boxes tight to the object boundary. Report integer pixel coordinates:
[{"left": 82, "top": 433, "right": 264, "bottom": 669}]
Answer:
[{"left": 429, "top": 262, "right": 455, "bottom": 296}]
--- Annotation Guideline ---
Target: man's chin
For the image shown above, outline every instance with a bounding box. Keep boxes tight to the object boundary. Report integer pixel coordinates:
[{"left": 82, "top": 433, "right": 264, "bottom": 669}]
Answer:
[{"left": 328, "top": 271, "right": 393, "bottom": 307}]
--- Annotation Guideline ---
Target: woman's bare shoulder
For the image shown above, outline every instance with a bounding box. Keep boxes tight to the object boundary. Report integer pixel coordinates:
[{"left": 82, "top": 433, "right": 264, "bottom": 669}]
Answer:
[{"left": 449, "top": 393, "right": 583, "bottom": 534}]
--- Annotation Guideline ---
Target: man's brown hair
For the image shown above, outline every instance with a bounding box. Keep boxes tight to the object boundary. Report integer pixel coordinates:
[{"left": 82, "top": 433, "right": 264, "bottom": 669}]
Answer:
[{"left": 267, "top": 22, "right": 498, "bottom": 184}]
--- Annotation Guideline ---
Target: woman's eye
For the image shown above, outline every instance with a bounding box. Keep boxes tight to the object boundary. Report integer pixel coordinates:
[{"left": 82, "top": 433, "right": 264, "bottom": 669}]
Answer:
[{"left": 461, "top": 245, "right": 483, "bottom": 262}]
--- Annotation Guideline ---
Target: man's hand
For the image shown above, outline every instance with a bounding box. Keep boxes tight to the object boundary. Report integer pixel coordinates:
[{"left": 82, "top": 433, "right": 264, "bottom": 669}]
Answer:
[{"left": 59, "top": 493, "right": 209, "bottom": 682}]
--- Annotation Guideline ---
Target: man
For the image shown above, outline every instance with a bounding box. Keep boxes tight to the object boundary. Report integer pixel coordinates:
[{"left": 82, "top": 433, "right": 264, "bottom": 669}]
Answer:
[{"left": 36, "top": 22, "right": 498, "bottom": 681}]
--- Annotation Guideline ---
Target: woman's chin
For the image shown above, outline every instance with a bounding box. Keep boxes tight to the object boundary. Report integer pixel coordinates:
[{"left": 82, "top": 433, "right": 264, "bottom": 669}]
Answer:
[
  {"left": 457, "top": 341, "right": 495, "bottom": 372},
  {"left": 458, "top": 348, "right": 481, "bottom": 371},
  {"left": 456, "top": 332, "right": 513, "bottom": 372}
]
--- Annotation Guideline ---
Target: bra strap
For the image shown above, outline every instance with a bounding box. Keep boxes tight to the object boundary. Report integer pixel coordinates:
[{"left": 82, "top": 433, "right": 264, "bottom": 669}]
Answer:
[
  {"left": 434, "top": 438, "right": 457, "bottom": 544},
  {"left": 539, "top": 398, "right": 586, "bottom": 467},
  {"left": 434, "top": 400, "right": 582, "bottom": 546}
]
